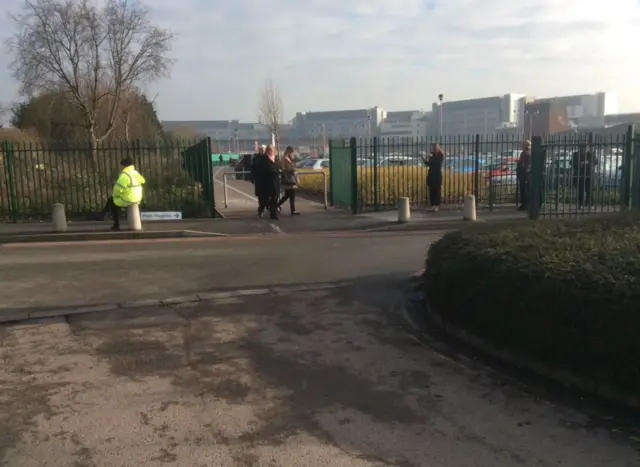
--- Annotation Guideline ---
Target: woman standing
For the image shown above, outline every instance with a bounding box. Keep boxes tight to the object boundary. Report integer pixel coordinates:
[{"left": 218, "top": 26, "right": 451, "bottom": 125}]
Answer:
[
  {"left": 277, "top": 146, "right": 301, "bottom": 215},
  {"left": 423, "top": 144, "right": 445, "bottom": 212}
]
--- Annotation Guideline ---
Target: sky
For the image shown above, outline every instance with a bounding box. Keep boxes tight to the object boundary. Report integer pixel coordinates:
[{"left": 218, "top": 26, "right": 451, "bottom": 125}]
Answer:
[{"left": 1, "top": 0, "right": 640, "bottom": 123}]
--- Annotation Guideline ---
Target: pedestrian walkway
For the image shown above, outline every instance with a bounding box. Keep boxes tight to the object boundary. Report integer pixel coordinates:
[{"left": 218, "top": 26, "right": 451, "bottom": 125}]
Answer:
[
  {"left": 1, "top": 278, "right": 636, "bottom": 466},
  {"left": 213, "top": 167, "right": 327, "bottom": 218}
]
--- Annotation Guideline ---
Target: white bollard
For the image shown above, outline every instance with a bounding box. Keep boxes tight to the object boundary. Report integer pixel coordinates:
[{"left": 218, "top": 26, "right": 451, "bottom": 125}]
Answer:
[
  {"left": 52, "top": 203, "right": 67, "bottom": 232},
  {"left": 127, "top": 204, "right": 142, "bottom": 231},
  {"left": 398, "top": 197, "right": 410, "bottom": 223},
  {"left": 463, "top": 195, "right": 477, "bottom": 221}
]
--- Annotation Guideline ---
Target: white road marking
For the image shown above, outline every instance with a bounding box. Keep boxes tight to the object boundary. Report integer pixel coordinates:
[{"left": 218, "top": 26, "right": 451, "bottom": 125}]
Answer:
[{"left": 270, "top": 223, "right": 284, "bottom": 234}]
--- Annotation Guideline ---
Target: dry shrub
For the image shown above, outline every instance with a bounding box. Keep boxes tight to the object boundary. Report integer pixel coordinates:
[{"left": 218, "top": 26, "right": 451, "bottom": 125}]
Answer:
[{"left": 296, "top": 166, "right": 516, "bottom": 207}]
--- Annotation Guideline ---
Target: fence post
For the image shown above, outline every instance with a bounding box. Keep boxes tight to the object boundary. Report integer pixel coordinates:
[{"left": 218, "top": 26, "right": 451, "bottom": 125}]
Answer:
[
  {"left": 529, "top": 136, "right": 544, "bottom": 220},
  {"left": 329, "top": 139, "right": 334, "bottom": 206},
  {"left": 623, "top": 125, "right": 635, "bottom": 210},
  {"left": 206, "top": 136, "right": 218, "bottom": 217},
  {"left": 373, "top": 136, "right": 379, "bottom": 211},
  {"left": 473, "top": 134, "right": 480, "bottom": 203},
  {"left": 349, "top": 137, "right": 358, "bottom": 214},
  {"left": 4, "top": 141, "right": 18, "bottom": 222}
]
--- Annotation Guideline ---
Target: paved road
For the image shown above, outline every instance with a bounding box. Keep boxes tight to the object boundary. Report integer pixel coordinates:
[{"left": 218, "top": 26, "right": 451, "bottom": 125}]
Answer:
[
  {"left": 1, "top": 279, "right": 638, "bottom": 466},
  {"left": 0, "top": 231, "right": 434, "bottom": 309}
]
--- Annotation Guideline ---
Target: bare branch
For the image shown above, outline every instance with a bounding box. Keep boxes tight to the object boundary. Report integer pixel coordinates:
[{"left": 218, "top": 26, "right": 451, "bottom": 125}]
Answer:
[
  {"left": 258, "top": 79, "right": 284, "bottom": 150},
  {"left": 6, "top": 0, "right": 174, "bottom": 147}
]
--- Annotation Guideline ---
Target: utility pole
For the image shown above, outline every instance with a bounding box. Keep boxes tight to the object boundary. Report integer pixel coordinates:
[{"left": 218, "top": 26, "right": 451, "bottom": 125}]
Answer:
[{"left": 438, "top": 94, "right": 444, "bottom": 137}]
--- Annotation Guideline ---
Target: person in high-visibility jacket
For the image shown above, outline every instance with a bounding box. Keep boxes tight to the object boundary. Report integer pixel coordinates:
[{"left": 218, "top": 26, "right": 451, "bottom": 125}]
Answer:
[{"left": 101, "top": 157, "right": 146, "bottom": 230}]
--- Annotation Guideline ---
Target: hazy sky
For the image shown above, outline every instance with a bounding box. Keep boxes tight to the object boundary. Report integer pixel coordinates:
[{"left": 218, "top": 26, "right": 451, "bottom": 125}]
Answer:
[{"left": 1, "top": 0, "right": 639, "bottom": 122}]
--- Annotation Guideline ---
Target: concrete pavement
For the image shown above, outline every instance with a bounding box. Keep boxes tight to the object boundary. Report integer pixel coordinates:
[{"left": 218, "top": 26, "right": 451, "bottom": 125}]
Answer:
[
  {"left": 1, "top": 279, "right": 638, "bottom": 466},
  {"left": 0, "top": 231, "right": 435, "bottom": 310}
]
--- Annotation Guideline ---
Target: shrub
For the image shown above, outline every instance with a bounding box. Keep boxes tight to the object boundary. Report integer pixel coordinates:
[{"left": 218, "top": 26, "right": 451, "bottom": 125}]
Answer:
[
  {"left": 296, "top": 166, "right": 517, "bottom": 208},
  {"left": 1, "top": 138, "right": 209, "bottom": 220},
  {"left": 424, "top": 213, "right": 640, "bottom": 392}
]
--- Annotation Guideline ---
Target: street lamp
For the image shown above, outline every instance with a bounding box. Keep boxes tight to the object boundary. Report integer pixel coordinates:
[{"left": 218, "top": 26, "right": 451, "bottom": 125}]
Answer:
[
  {"left": 322, "top": 123, "right": 326, "bottom": 154},
  {"left": 438, "top": 94, "right": 444, "bottom": 137},
  {"left": 234, "top": 128, "right": 239, "bottom": 153},
  {"left": 367, "top": 115, "right": 372, "bottom": 138},
  {"left": 524, "top": 109, "right": 540, "bottom": 138}
]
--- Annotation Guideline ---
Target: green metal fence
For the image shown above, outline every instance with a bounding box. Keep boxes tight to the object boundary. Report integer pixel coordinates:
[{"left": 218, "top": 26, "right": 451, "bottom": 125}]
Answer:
[
  {"left": 330, "top": 135, "right": 525, "bottom": 213},
  {"left": 329, "top": 129, "right": 639, "bottom": 218},
  {"left": 0, "top": 137, "right": 215, "bottom": 221},
  {"left": 329, "top": 138, "right": 357, "bottom": 213},
  {"left": 529, "top": 129, "right": 638, "bottom": 219}
]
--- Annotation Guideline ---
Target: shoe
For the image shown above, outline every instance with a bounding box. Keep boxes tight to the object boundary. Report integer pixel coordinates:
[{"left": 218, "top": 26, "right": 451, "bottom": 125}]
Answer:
[
  {"left": 517, "top": 205, "right": 527, "bottom": 211},
  {"left": 277, "top": 205, "right": 282, "bottom": 213},
  {"left": 291, "top": 211, "right": 300, "bottom": 216},
  {"left": 270, "top": 215, "right": 279, "bottom": 220},
  {"left": 110, "top": 225, "right": 120, "bottom": 231},
  {"left": 257, "top": 210, "right": 263, "bottom": 218}
]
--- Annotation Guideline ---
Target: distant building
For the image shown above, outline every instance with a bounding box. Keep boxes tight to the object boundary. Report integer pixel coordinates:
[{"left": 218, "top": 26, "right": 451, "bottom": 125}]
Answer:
[
  {"left": 532, "top": 92, "right": 618, "bottom": 129},
  {"left": 523, "top": 101, "right": 570, "bottom": 136},
  {"left": 379, "top": 111, "right": 431, "bottom": 139},
  {"left": 431, "top": 94, "right": 526, "bottom": 135},
  {"left": 291, "top": 107, "right": 385, "bottom": 139}
]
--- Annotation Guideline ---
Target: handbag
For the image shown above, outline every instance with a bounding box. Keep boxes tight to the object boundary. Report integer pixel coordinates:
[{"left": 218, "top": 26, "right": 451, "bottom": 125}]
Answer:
[{"left": 282, "top": 170, "right": 297, "bottom": 186}]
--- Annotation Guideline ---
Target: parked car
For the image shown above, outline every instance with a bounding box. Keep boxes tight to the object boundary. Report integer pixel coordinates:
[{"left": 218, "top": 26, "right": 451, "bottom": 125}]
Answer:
[
  {"left": 378, "top": 156, "right": 421, "bottom": 167},
  {"left": 485, "top": 162, "right": 517, "bottom": 180},
  {"left": 299, "top": 158, "right": 330, "bottom": 170}
]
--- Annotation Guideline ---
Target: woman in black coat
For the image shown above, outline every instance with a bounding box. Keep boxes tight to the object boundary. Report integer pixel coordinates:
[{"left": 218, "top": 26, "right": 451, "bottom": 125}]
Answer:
[{"left": 422, "top": 143, "right": 445, "bottom": 211}]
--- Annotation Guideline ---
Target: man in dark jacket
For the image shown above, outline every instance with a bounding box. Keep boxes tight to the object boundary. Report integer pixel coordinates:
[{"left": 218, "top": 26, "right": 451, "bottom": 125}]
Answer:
[
  {"left": 251, "top": 145, "right": 267, "bottom": 214},
  {"left": 255, "top": 145, "right": 280, "bottom": 219},
  {"left": 516, "top": 140, "right": 531, "bottom": 211},
  {"left": 572, "top": 144, "right": 597, "bottom": 208}
]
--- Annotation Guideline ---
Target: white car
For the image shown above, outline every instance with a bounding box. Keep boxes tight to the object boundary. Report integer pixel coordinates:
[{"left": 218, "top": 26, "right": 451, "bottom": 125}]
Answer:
[{"left": 299, "top": 158, "right": 330, "bottom": 170}]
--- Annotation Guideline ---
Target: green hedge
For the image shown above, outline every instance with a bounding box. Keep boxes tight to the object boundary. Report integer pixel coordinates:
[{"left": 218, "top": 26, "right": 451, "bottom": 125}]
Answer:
[{"left": 424, "top": 213, "right": 640, "bottom": 392}]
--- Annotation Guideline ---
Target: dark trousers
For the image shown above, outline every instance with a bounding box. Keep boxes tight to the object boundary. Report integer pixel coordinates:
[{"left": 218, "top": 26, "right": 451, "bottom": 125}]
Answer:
[
  {"left": 428, "top": 183, "right": 441, "bottom": 207},
  {"left": 258, "top": 193, "right": 278, "bottom": 218},
  {"left": 574, "top": 177, "right": 592, "bottom": 207},
  {"left": 102, "top": 196, "right": 120, "bottom": 227},
  {"left": 518, "top": 173, "right": 529, "bottom": 208},
  {"left": 278, "top": 188, "right": 296, "bottom": 212}
]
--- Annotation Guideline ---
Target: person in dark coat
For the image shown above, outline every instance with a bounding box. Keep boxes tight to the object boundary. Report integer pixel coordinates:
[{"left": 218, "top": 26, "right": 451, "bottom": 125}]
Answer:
[
  {"left": 251, "top": 145, "right": 267, "bottom": 212},
  {"left": 422, "top": 144, "right": 444, "bottom": 211},
  {"left": 516, "top": 140, "right": 531, "bottom": 211},
  {"left": 571, "top": 144, "right": 597, "bottom": 209},
  {"left": 257, "top": 144, "right": 280, "bottom": 219}
]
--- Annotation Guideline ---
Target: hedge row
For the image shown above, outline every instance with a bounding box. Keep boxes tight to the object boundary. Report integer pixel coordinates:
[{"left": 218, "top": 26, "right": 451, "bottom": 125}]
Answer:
[{"left": 424, "top": 213, "right": 640, "bottom": 392}]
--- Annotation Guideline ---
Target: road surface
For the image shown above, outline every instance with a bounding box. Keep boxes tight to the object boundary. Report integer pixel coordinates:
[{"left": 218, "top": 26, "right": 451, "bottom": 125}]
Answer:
[{"left": 0, "top": 234, "right": 638, "bottom": 466}]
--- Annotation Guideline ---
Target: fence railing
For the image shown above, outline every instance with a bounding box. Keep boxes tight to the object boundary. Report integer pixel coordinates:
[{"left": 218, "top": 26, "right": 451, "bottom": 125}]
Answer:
[
  {"left": 0, "top": 137, "right": 215, "bottom": 221},
  {"left": 330, "top": 129, "right": 640, "bottom": 217}
]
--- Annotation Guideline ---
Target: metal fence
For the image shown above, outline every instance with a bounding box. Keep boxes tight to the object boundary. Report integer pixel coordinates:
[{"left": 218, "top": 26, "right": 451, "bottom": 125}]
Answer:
[
  {"left": 529, "top": 128, "right": 640, "bottom": 219},
  {"left": 330, "top": 135, "right": 525, "bottom": 213},
  {"left": 330, "top": 129, "right": 640, "bottom": 217},
  {"left": 0, "top": 137, "right": 215, "bottom": 221}
]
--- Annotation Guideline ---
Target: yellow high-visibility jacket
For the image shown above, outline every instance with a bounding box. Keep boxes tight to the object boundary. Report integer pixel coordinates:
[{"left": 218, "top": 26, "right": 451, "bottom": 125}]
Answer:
[{"left": 112, "top": 165, "right": 146, "bottom": 207}]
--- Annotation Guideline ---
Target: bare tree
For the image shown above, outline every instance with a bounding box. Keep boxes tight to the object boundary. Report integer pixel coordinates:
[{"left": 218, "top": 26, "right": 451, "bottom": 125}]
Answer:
[
  {"left": 6, "top": 0, "right": 173, "bottom": 149},
  {"left": 0, "top": 101, "right": 6, "bottom": 128},
  {"left": 258, "top": 79, "right": 283, "bottom": 152}
]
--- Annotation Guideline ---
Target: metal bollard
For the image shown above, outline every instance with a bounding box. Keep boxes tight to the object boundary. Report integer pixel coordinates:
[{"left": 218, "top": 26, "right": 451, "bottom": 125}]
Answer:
[
  {"left": 52, "top": 203, "right": 67, "bottom": 232},
  {"left": 127, "top": 204, "right": 142, "bottom": 231},
  {"left": 398, "top": 197, "right": 410, "bottom": 223},
  {"left": 463, "top": 195, "right": 476, "bottom": 221}
]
